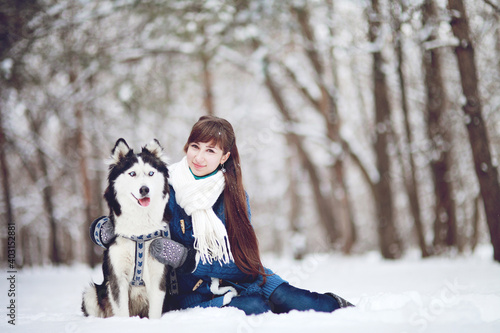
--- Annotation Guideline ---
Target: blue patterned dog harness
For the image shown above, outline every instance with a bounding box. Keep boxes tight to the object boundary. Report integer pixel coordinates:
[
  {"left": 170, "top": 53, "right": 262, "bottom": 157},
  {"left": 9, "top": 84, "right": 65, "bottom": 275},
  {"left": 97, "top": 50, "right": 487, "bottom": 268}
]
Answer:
[{"left": 121, "top": 228, "right": 169, "bottom": 286}]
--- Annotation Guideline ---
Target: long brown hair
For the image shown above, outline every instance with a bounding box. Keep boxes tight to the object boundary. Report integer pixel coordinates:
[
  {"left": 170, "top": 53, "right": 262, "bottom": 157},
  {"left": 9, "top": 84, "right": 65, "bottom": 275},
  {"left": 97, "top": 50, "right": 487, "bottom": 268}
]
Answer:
[{"left": 184, "top": 116, "right": 266, "bottom": 281}]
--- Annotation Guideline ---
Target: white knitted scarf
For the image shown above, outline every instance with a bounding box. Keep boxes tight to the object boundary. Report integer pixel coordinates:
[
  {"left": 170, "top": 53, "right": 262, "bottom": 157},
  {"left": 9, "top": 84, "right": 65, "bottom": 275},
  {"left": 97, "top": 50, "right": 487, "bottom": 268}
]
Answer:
[{"left": 169, "top": 157, "right": 233, "bottom": 264}]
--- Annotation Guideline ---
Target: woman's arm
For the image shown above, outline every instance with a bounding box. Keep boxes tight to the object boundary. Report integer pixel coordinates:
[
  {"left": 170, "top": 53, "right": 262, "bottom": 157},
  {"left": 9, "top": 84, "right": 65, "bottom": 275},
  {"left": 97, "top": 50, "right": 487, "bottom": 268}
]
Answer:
[{"left": 192, "top": 259, "right": 251, "bottom": 281}]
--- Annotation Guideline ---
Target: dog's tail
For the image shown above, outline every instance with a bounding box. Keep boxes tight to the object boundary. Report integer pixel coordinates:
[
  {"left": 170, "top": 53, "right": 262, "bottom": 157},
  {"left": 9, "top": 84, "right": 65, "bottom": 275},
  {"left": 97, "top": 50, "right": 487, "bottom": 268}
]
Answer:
[{"left": 82, "top": 282, "right": 111, "bottom": 318}]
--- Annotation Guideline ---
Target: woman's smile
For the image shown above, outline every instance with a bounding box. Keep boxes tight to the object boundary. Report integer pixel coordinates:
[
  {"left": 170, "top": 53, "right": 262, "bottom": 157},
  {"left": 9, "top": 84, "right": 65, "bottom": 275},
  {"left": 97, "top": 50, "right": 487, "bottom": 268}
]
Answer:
[{"left": 192, "top": 162, "right": 205, "bottom": 169}]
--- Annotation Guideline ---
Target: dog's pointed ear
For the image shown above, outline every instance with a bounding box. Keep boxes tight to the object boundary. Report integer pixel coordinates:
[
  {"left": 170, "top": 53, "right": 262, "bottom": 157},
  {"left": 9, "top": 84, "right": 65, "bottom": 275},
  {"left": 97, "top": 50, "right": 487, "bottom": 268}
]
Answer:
[
  {"left": 111, "top": 138, "right": 131, "bottom": 163},
  {"left": 143, "top": 139, "right": 169, "bottom": 164}
]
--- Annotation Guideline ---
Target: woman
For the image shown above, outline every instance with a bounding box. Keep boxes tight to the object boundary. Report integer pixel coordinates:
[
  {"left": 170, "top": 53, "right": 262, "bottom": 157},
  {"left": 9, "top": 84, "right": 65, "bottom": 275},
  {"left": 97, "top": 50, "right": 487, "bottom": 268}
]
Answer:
[{"left": 91, "top": 116, "right": 353, "bottom": 315}]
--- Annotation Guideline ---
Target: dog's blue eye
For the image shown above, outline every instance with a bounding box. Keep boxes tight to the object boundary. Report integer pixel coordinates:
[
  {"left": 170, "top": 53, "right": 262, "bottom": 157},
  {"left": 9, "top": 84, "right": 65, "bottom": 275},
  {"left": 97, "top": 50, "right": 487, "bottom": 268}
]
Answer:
[
  {"left": 129, "top": 171, "right": 136, "bottom": 177},
  {"left": 148, "top": 171, "right": 154, "bottom": 176}
]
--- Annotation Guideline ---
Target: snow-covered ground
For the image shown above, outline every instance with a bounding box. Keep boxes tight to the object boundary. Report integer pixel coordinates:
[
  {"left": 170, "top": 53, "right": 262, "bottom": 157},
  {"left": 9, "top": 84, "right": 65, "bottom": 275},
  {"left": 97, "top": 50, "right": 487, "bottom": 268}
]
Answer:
[{"left": 2, "top": 245, "right": 500, "bottom": 333}]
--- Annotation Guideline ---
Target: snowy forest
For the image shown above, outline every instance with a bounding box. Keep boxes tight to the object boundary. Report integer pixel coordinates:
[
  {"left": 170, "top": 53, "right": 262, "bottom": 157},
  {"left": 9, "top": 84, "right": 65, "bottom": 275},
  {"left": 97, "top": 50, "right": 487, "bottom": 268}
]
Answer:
[{"left": 1, "top": 0, "right": 500, "bottom": 268}]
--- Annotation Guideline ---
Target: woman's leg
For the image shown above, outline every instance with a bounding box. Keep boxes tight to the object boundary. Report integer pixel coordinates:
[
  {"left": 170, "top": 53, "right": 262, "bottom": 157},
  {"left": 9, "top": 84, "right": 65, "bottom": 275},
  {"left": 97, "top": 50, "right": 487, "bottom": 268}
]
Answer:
[
  {"left": 192, "top": 294, "right": 271, "bottom": 315},
  {"left": 269, "top": 283, "right": 353, "bottom": 314},
  {"left": 226, "top": 294, "right": 272, "bottom": 315}
]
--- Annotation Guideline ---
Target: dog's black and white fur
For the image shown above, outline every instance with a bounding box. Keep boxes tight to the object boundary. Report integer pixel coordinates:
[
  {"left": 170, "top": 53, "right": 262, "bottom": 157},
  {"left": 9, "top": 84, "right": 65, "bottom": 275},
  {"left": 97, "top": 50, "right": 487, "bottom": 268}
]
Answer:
[{"left": 82, "top": 138, "right": 170, "bottom": 319}]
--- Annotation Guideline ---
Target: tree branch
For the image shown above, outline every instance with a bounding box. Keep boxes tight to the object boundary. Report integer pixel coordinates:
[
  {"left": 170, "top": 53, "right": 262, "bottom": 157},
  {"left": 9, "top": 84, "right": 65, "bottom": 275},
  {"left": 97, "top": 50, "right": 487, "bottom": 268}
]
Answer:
[{"left": 483, "top": 0, "right": 500, "bottom": 13}]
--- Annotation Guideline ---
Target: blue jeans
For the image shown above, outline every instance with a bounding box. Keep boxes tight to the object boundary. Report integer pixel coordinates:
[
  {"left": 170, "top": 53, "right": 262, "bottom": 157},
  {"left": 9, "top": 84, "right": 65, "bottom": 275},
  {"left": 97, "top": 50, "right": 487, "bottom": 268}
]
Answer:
[
  {"left": 224, "top": 283, "right": 341, "bottom": 315},
  {"left": 191, "top": 294, "right": 271, "bottom": 315},
  {"left": 227, "top": 294, "right": 272, "bottom": 315},
  {"left": 269, "top": 283, "right": 340, "bottom": 313}
]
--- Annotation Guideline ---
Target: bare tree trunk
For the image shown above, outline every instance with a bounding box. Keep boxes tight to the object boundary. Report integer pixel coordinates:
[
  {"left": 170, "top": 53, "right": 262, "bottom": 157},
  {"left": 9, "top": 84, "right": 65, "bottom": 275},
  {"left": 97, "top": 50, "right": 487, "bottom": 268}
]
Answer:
[
  {"left": 201, "top": 51, "right": 215, "bottom": 116},
  {"left": 259, "top": 49, "right": 338, "bottom": 245},
  {"left": 328, "top": 1, "right": 358, "bottom": 252},
  {"left": 291, "top": 4, "right": 356, "bottom": 250},
  {"left": 448, "top": 0, "right": 500, "bottom": 262},
  {"left": 60, "top": 226, "right": 74, "bottom": 264},
  {"left": 390, "top": 0, "right": 429, "bottom": 257},
  {"left": 75, "top": 105, "right": 98, "bottom": 265},
  {"left": 199, "top": 20, "right": 215, "bottom": 117},
  {"left": 422, "top": 0, "right": 457, "bottom": 255},
  {"left": 368, "top": 0, "right": 402, "bottom": 259},
  {"left": 20, "top": 227, "right": 31, "bottom": 267},
  {"left": 471, "top": 195, "right": 481, "bottom": 251},
  {"left": 287, "top": 155, "right": 305, "bottom": 259},
  {"left": 326, "top": 0, "right": 340, "bottom": 89},
  {"left": 86, "top": 130, "right": 104, "bottom": 267},
  {"left": 26, "top": 108, "right": 62, "bottom": 264},
  {"left": 66, "top": 58, "right": 98, "bottom": 265},
  {"left": 430, "top": 154, "right": 457, "bottom": 250},
  {"left": 0, "top": 104, "right": 15, "bottom": 264},
  {"left": 497, "top": 12, "right": 500, "bottom": 74},
  {"left": 284, "top": 130, "right": 338, "bottom": 245},
  {"left": 0, "top": 0, "right": 42, "bottom": 267}
]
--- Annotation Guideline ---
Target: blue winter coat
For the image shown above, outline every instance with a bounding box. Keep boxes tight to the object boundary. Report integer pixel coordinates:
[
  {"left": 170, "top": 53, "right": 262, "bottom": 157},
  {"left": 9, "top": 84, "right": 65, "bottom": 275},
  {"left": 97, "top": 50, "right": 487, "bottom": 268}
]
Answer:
[{"left": 167, "top": 185, "right": 286, "bottom": 309}]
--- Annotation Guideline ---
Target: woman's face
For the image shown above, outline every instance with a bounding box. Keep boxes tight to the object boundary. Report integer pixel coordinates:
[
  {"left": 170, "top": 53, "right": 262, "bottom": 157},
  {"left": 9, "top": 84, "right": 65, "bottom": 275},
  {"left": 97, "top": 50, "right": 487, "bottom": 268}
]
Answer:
[{"left": 186, "top": 141, "right": 230, "bottom": 177}]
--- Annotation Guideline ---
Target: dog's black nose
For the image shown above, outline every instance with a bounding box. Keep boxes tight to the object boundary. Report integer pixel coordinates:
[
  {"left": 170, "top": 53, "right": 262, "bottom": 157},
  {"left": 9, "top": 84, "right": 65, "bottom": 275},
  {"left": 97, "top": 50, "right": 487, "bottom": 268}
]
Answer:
[{"left": 140, "top": 186, "right": 149, "bottom": 196}]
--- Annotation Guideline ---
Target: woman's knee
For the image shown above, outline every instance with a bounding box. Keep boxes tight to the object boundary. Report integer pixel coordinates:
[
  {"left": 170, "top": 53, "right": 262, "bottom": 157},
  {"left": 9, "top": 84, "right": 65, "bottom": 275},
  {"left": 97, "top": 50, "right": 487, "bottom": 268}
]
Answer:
[
  {"left": 227, "top": 295, "right": 271, "bottom": 315},
  {"left": 269, "top": 283, "right": 339, "bottom": 313}
]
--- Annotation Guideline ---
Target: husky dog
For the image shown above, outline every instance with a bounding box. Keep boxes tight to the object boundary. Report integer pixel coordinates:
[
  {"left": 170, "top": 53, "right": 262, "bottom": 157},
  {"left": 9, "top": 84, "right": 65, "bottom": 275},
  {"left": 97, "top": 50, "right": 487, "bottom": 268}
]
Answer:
[{"left": 82, "top": 138, "right": 170, "bottom": 319}]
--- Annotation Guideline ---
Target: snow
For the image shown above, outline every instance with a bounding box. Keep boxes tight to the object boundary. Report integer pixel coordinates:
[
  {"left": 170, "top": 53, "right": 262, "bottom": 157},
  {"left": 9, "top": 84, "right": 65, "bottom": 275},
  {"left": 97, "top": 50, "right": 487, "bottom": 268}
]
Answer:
[{"left": 2, "top": 245, "right": 500, "bottom": 333}]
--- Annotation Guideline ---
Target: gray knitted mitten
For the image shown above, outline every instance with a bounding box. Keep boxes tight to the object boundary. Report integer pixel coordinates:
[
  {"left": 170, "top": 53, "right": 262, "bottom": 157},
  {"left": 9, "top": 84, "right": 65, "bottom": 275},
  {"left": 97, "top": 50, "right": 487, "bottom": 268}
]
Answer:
[
  {"left": 149, "top": 238, "right": 188, "bottom": 269},
  {"left": 90, "top": 216, "right": 115, "bottom": 248},
  {"left": 100, "top": 219, "right": 115, "bottom": 245}
]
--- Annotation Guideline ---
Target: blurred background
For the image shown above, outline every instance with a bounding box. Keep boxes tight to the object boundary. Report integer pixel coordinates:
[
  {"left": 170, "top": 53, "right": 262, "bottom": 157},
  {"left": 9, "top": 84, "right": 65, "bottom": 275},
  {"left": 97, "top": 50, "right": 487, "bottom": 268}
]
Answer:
[{"left": 1, "top": 0, "right": 500, "bottom": 268}]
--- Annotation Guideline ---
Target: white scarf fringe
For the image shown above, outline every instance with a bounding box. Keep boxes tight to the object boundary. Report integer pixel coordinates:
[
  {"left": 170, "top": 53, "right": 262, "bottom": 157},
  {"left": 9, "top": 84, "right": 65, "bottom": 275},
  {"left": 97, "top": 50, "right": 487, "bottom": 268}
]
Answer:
[{"left": 169, "top": 157, "right": 233, "bottom": 264}]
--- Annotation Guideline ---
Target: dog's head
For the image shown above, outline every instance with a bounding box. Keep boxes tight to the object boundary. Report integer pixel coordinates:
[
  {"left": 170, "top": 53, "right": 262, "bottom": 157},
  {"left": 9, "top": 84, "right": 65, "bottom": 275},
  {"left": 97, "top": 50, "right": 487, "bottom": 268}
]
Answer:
[{"left": 104, "top": 138, "right": 169, "bottom": 217}]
